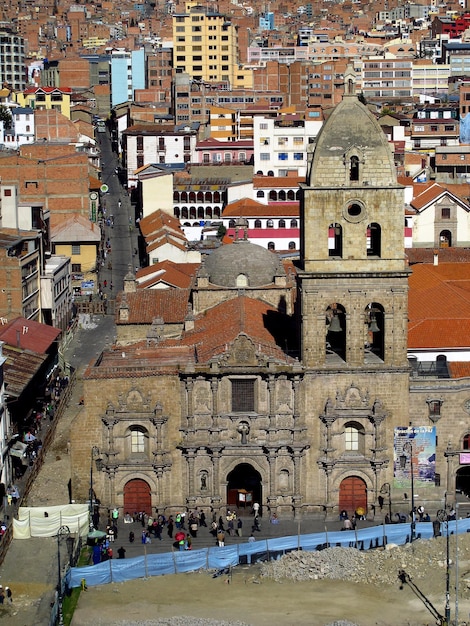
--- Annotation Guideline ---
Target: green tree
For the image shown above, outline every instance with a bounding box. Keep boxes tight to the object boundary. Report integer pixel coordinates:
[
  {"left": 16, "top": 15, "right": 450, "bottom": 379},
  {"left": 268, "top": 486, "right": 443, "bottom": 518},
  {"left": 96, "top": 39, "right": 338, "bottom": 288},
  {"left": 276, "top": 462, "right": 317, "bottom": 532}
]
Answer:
[{"left": 0, "top": 105, "right": 12, "bottom": 129}]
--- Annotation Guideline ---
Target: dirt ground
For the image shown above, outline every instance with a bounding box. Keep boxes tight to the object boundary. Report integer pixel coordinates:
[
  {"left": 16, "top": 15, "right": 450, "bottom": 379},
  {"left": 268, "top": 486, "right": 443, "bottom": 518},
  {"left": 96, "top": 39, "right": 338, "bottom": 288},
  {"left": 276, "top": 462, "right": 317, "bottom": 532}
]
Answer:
[{"left": 69, "top": 560, "right": 469, "bottom": 626}]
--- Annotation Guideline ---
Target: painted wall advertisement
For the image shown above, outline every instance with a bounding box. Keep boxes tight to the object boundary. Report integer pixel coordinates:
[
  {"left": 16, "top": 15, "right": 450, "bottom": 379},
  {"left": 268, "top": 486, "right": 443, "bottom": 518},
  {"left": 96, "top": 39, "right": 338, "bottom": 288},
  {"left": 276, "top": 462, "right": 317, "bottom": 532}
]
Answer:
[{"left": 393, "top": 426, "right": 436, "bottom": 488}]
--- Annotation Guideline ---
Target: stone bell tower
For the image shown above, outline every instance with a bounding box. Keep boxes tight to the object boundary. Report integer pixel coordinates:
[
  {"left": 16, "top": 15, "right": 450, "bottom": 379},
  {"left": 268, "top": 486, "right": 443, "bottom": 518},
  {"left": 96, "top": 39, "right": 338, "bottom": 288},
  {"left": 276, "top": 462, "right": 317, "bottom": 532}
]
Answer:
[
  {"left": 299, "top": 66, "right": 410, "bottom": 370},
  {"left": 298, "top": 67, "right": 411, "bottom": 516}
]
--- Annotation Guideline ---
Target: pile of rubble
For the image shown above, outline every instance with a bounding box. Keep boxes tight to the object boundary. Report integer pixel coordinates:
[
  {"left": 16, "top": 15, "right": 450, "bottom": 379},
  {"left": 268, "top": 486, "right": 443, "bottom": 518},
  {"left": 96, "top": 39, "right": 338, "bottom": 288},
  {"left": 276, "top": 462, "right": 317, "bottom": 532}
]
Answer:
[{"left": 260, "top": 532, "right": 470, "bottom": 593}]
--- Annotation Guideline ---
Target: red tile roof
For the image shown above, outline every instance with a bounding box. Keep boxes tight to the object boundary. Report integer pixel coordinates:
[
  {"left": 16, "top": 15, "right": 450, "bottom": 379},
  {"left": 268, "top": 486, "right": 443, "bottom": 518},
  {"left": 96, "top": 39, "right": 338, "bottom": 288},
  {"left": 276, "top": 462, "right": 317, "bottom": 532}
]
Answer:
[
  {"left": 223, "top": 198, "right": 299, "bottom": 217},
  {"left": 0, "top": 317, "right": 61, "bottom": 353},
  {"left": 115, "top": 289, "right": 190, "bottom": 325},
  {"left": 253, "top": 175, "right": 303, "bottom": 188},
  {"left": 136, "top": 261, "right": 199, "bottom": 289},
  {"left": 160, "top": 295, "right": 296, "bottom": 364},
  {"left": 408, "top": 263, "right": 470, "bottom": 349},
  {"left": 411, "top": 182, "right": 470, "bottom": 211}
]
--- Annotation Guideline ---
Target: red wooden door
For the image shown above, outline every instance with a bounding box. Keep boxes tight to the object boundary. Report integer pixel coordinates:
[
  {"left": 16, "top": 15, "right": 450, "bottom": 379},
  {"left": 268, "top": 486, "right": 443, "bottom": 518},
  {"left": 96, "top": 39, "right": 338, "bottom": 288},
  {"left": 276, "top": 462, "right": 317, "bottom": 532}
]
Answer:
[
  {"left": 338, "top": 476, "right": 367, "bottom": 516},
  {"left": 123, "top": 479, "right": 152, "bottom": 515}
]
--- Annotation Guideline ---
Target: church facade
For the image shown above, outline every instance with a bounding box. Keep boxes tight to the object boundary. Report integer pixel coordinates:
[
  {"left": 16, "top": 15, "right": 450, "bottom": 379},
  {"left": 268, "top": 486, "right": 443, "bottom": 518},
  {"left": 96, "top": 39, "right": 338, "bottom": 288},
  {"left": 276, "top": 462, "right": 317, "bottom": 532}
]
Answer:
[{"left": 71, "top": 73, "right": 470, "bottom": 520}]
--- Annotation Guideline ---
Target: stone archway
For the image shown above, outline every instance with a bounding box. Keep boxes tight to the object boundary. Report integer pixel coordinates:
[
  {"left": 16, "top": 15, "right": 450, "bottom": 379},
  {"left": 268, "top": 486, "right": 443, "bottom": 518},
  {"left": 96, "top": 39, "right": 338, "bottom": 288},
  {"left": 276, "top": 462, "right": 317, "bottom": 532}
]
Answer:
[
  {"left": 123, "top": 478, "right": 152, "bottom": 516},
  {"left": 226, "top": 463, "right": 262, "bottom": 513},
  {"left": 339, "top": 475, "right": 367, "bottom": 517}
]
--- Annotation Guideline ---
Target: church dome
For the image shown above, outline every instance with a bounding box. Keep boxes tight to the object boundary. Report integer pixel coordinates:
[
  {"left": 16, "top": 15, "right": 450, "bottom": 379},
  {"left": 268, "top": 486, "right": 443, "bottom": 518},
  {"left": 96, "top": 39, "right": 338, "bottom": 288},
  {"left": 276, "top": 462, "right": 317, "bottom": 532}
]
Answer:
[
  {"left": 203, "top": 240, "right": 284, "bottom": 288},
  {"left": 308, "top": 70, "right": 397, "bottom": 188}
]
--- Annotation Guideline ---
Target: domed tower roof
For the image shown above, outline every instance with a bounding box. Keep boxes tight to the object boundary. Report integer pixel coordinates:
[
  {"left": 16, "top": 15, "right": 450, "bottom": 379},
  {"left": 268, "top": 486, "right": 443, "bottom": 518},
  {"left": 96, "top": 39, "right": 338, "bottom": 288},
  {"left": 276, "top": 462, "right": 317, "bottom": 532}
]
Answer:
[
  {"left": 203, "top": 240, "right": 284, "bottom": 288},
  {"left": 307, "top": 66, "right": 397, "bottom": 188}
]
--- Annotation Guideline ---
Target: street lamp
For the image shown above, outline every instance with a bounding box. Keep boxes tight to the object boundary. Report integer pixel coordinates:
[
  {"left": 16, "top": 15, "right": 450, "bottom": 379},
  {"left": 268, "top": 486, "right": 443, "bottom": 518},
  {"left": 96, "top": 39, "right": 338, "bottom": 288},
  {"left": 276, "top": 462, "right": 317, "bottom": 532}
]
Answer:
[
  {"left": 89, "top": 446, "right": 101, "bottom": 529},
  {"left": 399, "top": 441, "right": 416, "bottom": 542},
  {"left": 56, "top": 524, "right": 70, "bottom": 625},
  {"left": 380, "top": 482, "right": 392, "bottom": 521}
]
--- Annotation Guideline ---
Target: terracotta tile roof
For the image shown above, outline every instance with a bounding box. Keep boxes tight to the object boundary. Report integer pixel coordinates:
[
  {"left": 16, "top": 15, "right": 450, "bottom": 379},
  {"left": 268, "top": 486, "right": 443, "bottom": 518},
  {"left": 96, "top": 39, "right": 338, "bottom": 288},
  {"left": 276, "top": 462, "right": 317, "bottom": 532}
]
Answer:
[
  {"left": 146, "top": 234, "right": 188, "bottom": 254},
  {"left": 411, "top": 182, "right": 470, "bottom": 211},
  {"left": 407, "top": 248, "right": 470, "bottom": 264},
  {"left": 115, "top": 289, "right": 190, "bottom": 325},
  {"left": 136, "top": 261, "right": 199, "bottom": 289},
  {"left": 50, "top": 214, "right": 101, "bottom": 242},
  {"left": 160, "top": 295, "right": 296, "bottom": 364},
  {"left": 449, "top": 362, "right": 470, "bottom": 378},
  {"left": 0, "top": 316, "right": 61, "bottom": 354},
  {"left": 408, "top": 263, "right": 470, "bottom": 349},
  {"left": 253, "top": 175, "right": 303, "bottom": 188},
  {"left": 139, "top": 210, "right": 183, "bottom": 238}
]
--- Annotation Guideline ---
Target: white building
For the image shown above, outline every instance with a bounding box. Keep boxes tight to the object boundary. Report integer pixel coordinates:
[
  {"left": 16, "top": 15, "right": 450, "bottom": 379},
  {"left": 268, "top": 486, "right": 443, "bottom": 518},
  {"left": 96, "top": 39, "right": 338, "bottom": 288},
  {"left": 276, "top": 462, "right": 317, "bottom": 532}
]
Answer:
[
  {"left": 40, "top": 255, "right": 72, "bottom": 332},
  {"left": 253, "top": 114, "right": 322, "bottom": 177}
]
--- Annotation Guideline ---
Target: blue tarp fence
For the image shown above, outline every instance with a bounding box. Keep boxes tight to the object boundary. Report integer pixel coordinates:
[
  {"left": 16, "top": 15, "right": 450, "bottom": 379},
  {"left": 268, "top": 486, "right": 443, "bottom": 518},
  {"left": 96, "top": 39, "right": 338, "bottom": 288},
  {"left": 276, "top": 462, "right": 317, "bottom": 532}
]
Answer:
[{"left": 66, "top": 518, "right": 470, "bottom": 589}]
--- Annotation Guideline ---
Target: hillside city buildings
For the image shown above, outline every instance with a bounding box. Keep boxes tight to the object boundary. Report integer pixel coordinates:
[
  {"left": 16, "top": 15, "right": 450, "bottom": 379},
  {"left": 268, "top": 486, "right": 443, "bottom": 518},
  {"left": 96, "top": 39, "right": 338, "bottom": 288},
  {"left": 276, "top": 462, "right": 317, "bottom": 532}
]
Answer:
[{"left": 1, "top": 0, "right": 470, "bottom": 517}]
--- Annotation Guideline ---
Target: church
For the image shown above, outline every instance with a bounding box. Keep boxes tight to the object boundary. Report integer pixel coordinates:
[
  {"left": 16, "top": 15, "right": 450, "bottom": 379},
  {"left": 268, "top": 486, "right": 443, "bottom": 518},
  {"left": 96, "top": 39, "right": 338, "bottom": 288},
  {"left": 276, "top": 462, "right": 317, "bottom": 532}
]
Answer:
[{"left": 70, "top": 69, "right": 470, "bottom": 520}]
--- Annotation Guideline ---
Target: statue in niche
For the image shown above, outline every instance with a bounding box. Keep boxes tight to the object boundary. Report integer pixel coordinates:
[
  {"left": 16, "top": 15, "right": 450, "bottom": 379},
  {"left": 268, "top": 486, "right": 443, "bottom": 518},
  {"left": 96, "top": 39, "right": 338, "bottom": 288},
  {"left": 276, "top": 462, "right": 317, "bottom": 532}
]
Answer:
[
  {"left": 200, "top": 473, "right": 207, "bottom": 490},
  {"left": 237, "top": 421, "right": 250, "bottom": 445}
]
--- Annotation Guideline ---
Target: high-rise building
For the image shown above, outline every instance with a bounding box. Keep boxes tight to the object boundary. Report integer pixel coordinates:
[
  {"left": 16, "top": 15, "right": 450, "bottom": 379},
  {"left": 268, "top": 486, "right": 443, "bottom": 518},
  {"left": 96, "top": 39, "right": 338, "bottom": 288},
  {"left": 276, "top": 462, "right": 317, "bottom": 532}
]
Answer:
[
  {"left": 172, "top": 1, "right": 252, "bottom": 89},
  {"left": 0, "top": 29, "right": 26, "bottom": 91}
]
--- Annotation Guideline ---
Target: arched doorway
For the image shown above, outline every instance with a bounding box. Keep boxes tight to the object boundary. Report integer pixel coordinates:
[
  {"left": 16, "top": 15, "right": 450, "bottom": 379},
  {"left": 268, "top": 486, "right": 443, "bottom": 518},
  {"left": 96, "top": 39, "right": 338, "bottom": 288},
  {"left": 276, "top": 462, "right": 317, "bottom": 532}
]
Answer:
[
  {"left": 456, "top": 466, "right": 470, "bottom": 497},
  {"left": 440, "top": 230, "right": 452, "bottom": 247},
  {"left": 123, "top": 478, "right": 151, "bottom": 515},
  {"left": 226, "top": 463, "right": 262, "bottom": 512},
  {"left": 339, "top": 476, "right": 367, "bottom": 516}
]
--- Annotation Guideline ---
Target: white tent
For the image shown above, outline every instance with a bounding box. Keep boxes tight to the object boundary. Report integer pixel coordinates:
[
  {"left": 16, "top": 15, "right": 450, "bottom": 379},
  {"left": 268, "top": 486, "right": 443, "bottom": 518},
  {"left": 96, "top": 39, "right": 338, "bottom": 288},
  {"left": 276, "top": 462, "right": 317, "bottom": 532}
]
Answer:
[{"left": 13, "top": 504, "right": 89, "bottom": 539}]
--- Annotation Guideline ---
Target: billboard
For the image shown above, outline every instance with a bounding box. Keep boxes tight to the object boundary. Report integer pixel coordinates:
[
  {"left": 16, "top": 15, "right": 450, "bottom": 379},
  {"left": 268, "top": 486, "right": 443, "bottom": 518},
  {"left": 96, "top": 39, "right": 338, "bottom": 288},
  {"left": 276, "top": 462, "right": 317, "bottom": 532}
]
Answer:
[{"left": 393, "top": 426, "right": 436, "bottom": 487}]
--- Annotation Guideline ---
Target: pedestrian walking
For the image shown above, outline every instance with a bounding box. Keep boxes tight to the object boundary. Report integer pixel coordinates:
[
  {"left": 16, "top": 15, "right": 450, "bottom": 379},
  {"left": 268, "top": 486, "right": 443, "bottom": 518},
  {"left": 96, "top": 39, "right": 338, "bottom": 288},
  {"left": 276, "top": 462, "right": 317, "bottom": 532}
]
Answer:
[{"left": 5, "top": 586, "right": 12, "bottom": 603}]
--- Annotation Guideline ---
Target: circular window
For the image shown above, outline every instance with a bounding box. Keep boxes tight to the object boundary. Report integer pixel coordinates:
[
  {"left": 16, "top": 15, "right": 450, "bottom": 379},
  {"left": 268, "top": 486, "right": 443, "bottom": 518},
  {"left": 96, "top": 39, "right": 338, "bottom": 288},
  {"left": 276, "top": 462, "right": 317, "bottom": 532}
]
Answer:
[{"left": 343, "top": 200, "right": 366, "bottom": 223}]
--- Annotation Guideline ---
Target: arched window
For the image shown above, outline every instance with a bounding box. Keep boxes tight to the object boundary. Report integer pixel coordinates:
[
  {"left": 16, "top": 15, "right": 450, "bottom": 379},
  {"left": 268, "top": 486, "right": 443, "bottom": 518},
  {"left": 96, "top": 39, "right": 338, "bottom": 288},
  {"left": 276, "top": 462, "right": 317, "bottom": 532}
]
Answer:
[
  {"left": 463, "top": 434, "right": 470, "bottom": 450},
  {"left": 267, "top": 219, "right": 274, "bottom": 228},
  {"left": 268, "top": 241, "right": 275, "bottom": 250},
  {"left": 256, "top": 190, "right": 265, "bottom": 198},
  {"left": 239, "top": 152, "right": 246, "bottom": 162},
  {"left": 267, "top": 170, "right": 274, "bottom": 176},
  {"left": 279, "top": 190, "right": 286, "bottom": 201},
  {"left": 197, "top": 206, "right": 204, "bottom": 219},
  {"left": 174, "top": 207, "right": 180, "bottom": 218},
  {"left": 288, "top": 241, "right": 296, "bottom": 249},
  {"left": 290, "top": 219, "right": 298, "bottom": 228},
  {"left": 367, "top": 223, "right": 381, "bottom": 257},
  {"left": 189, "top": 206, "right": 196, "bottom": 219},
  {"left": 326, "top": 302, "right": 346, "bottom": 361},
  {"left": 269, "top": 190, "right": 277, "bottom": 201},
  {"left": 229, "top": 219, "right": 236, "bottom": 228},
  {"left": 213, "top": 206, "right": 221, "bottom": 217},
  {"left": 181, "top": 206, "right": 188, "bottom": 219},
  {"left": 197, "top": 191, "right": 204, "bottom": 202},
  {"left": 256, "top": 170, "right": 263, "bottom": 175},
  {"left": 254, "top": 219, "right": 262, "bottom": 228},
  {"left": 173, "top": 191, "right": 179, "bottom": 202},
  {"left": 205, "top": 191, "right": 212, "bottom": 202},
  {"left": 296, "top": 190, "right": 300, "bottom": 200},
  {"left": 279, "top": 219, "right": 286, "bottom": 228},
  {"left": 213, "top": 191, "right": 221, "bottom": 203},
  {"left": 189, "top": 191, "right": 196, "bottom": 203},
  {"left": 344, "top": 422, "right": 365, "bottom": 454},
  {"left": 183, "top": 221, "right": 191, "bottom": 226},
  {"left": 181, "top": 192, "right": 188, "bottom": 202},
  {"left": 206, "top": 207, "right": 213, "bottom": 219},
  {"left": 350, "top": 155, "right": 359, "bottom": 181},
  {"left": 236, "top": 273, "right": 248, "bottom": 287},
  {"left": 436, "top": 354, "right": 449, "bottom": 378},
  {"left": 364, "top": 302, "right": 384, "bottom": 362},
  {"left": 329, "top": 223, "right": 343, "bottom": 257},
  {"left": 130, "top": 427, "right": 147, "bottom": 455},
  {"left": 287, "top": 190, "right": 295, "bottom": 200}
]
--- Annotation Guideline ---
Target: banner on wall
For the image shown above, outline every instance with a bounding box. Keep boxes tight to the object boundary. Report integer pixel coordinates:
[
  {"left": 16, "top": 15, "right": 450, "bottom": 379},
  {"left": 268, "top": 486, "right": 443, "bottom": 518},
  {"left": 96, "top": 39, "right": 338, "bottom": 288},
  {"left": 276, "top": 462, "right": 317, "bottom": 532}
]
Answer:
[{"left": 393, "top": 426, "right": 436, "bottom": 487}]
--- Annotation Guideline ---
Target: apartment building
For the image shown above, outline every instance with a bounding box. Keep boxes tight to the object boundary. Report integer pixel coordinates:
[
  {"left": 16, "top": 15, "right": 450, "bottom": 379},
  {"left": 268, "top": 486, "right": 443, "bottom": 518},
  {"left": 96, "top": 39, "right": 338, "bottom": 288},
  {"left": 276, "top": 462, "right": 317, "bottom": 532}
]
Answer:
[
  {"left": 0, "top": 229, "right": 42, "bottom": 322},
  {"left": 0, "top": 29, "right": 26, "bottom": 92},
  {"left": 40, "top": 255, "right": 72, "bottom": 331},
  {"left": 172, "top": 1, "right": 252, "bottom": 89},
  {"left": 253, "top": 114, "right": 322, "bottom": 177},
  {"left": 411, "top": 104, "right": 460, "bottom": 152},
  {"left": 110, "top": 49, "right": 145, "bottom": 108},
  {"left": 122, "top": 124, "right": 199, "bottom": 188},
  {"left": 13, "top": 87, "right": 72, "bottom": 119},
  {"left": 360, "top": 58, "right": 413, "bottom": 101}
]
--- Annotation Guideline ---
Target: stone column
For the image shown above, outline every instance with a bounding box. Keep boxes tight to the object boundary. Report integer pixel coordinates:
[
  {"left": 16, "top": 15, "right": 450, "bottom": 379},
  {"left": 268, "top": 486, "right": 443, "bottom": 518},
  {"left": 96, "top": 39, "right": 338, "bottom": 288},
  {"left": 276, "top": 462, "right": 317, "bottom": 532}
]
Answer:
[
  {"left": 211, "top": 378, "right": 219, "bottom": 431},
  {"left": 186, "top": 379, "right": 194, "bottom": 432},
  {"left": 211, "top": 448, "right": 222, "bottom": 506},
  {"left": 186, "top": 448, "right": 197, "bottom": 508}
]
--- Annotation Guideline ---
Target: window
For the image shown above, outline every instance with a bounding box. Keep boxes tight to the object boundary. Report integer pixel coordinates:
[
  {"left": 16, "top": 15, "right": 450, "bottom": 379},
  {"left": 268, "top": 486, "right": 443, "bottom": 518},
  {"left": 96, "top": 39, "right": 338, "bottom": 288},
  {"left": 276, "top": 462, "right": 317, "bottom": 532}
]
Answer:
[
  {"left": 231, "top": 379, "right": 255, "bottom": 412},
  {"left": 278, "top": 153, "right": 288, "bottom": 161},
  {"left": 71, "top": 244, "right": 81, "bottom": 255},
  {"left": 463, "top": 434, "right": 470, "bottom": 450},
  {"left": 427, "top": 399, "right": 442, "bottom": 420},
  {"left": 131, "top": 428, "right": 146, "bottom": 454},
  {"left": 279, "top": 219, "right": 286, "bottom": 228},
  {"left": 267, "top": 219, "right": 274, "bottom": 228},
  {"left": 290, "top": 219, "right": 298, "bottom": 228},
  {"left": 345, "top": 425, "right": 359, "bottom": 451},
  {"left": 260, "top": 153, "right": 269, "bottom": 161},
  {"left": 256, "top": 191, "right": 265, "bottom": 198},
  {"left": 288, "top": 241, "right": 296, "bottom": 249},
  {"left": 268, "top": 241, "right": 275, "bottom": 250},
  {"left": 254, "top": 219, "right": 262, "bottom": 228},
  {"left": 441, "top": 208, "right": 450, "bottom": 219},
  {"left": 294, "top": 153, "right": 303, "bottom": 160}
]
